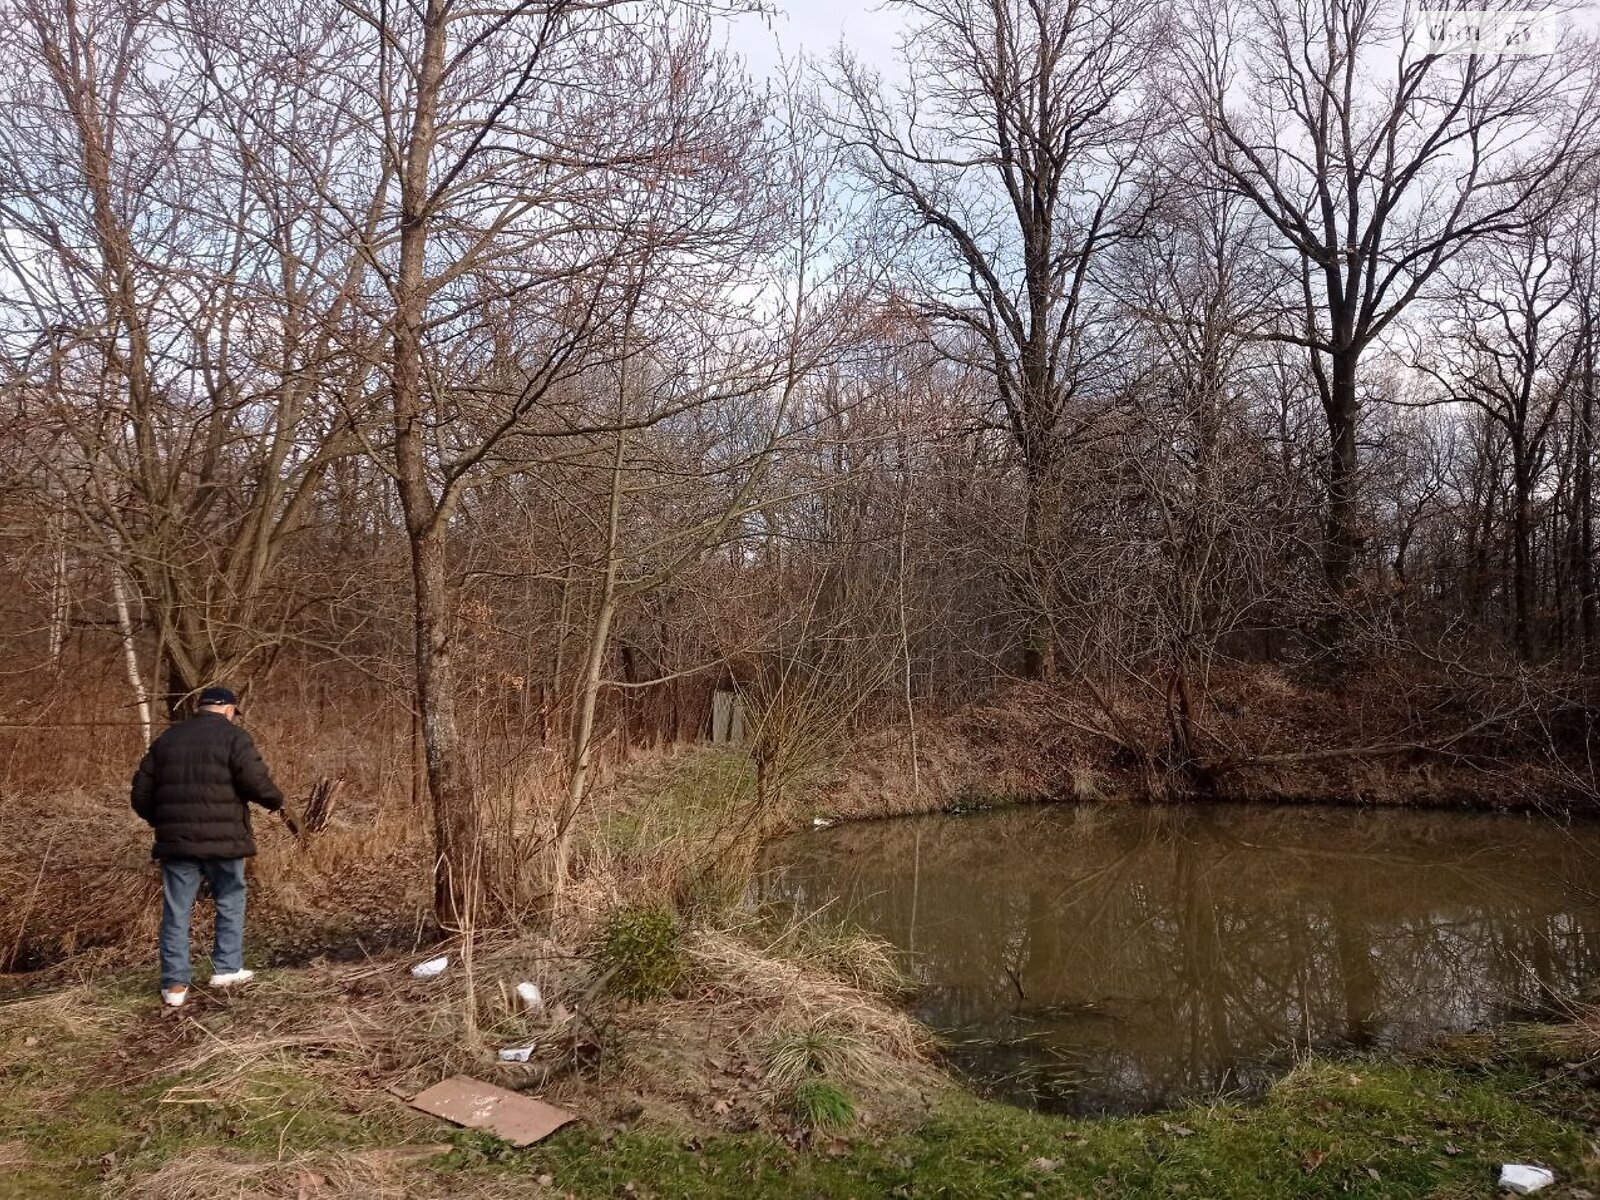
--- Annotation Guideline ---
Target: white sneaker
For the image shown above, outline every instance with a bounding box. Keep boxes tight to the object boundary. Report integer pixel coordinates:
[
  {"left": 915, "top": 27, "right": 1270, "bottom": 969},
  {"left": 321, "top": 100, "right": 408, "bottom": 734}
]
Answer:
[
  {"left": 209, "top": 969, "right": 255, "bottom": 987},
  {"left": 161, "top": 985, "right": 189, "bottom": 1007}
]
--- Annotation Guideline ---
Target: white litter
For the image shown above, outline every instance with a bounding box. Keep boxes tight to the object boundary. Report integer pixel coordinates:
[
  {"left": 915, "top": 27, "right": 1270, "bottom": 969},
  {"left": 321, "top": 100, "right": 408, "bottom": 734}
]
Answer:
[
  {"left": 514, "top": 982, "right": 543, "bottom": 1011},
  {"left": 409, "top": 955, "right": 449, "bottom": 979},
  {"left": 497, "top": 1046, "right": 535, "bottom": 1063},
  {"left": 1498, "top": 1164, "right": 1555, "bottom": 1195},
  {"left": 812, "top": 817, "right": 834, "bottom": 829}
]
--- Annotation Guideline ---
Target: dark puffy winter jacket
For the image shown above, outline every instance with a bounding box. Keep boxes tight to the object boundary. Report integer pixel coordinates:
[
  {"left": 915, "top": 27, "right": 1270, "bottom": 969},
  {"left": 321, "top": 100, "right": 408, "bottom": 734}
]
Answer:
[{"left": 130, "top": 712, "right": 284, "bottom": 859}]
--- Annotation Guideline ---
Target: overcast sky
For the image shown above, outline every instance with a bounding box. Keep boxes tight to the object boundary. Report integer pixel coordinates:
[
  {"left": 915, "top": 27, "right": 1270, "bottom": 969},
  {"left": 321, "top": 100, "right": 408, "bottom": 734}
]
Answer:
[
  {"left": 723, "top": 0, "right": 1600, "bottom": 77},
  {"left": 724, "top": 0, "right": 907, "bottom": 78}
]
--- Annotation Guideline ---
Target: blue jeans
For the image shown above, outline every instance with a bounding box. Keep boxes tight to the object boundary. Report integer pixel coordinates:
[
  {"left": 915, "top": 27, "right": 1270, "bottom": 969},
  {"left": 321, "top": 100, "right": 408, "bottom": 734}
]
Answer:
[{"left": 159, "top": 858, "right": 247, "bottom": 987}]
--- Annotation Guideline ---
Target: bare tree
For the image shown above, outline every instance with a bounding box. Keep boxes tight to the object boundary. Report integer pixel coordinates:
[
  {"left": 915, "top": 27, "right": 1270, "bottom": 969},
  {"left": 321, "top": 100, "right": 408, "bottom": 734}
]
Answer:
[
  {"left": 831, "top": 0, "right": 1163, "bottom": 677},
  {"left": 546, "top": 77, "right": 862, "bottom": 907},
  {"left": 1108, "top": 183, "right": 1306, "bottom": 783},
  {"left": 280, "top": 0, "right": 772, "bottom": 922},
  {"left": 1565, "top": 199, "right": 1600, "bottom": 662},
  {"left": 1413, "top": 225, "right": 1581, "bottom": 659},
  {"left": 0, "top": 0, "right": 372, "bottom": 707},
  {"left": 1178, "top": 0, "right": 1600, "bottom": 652}
]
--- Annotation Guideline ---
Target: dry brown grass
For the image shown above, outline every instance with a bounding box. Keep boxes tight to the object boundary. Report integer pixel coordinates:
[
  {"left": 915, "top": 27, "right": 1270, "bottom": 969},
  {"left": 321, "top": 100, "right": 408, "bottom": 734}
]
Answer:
[
  {"left": 111, "top": 1146, "right": 445, "bottom": 1200},
  {"left": 1524, "top": 998, "right": 1600, "bottom": 1061},
  {"left": 797, "top": 679, "right": 1202, "bottom": 825},
  {"left": 586, "top": 919, "right": 941, "bottom": 1134},
  {"left": 0, "top": 783, "right": 439, "bottom": 984},
  {"left": 0, "top": 791, "right": 162, "bottom": 972},
  {"left": 5, "top": 908, "right": 938, "bottom": 1155},
  {"left": 0, "top": 692, "right": 948, "bottom": 1177},
  {"left": 0, "top": 980, "right": 144, "bottom": 1106},
  {"left": 1, "top": 721, "right": 944, "bottom": 1157},
  {"left": 684, "top": 926, "right": 932, "bottom": 1071}
]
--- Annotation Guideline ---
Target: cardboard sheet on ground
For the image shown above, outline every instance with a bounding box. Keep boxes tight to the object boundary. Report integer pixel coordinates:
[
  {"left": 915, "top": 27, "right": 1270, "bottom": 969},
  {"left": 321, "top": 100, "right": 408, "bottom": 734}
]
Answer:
[{"left": 409, "top": 1075, "right": 575, "bottom": 1146}]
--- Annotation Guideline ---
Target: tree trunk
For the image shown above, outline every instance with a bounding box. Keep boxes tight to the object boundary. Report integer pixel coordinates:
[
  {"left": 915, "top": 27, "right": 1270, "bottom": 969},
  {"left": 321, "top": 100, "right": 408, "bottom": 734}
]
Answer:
[
  {"left": 1580, "top": 307, "right": 1597, "bottom": 666},
  {"left": 897, "top": 441, "right": 920, "bottom": 794},
  {"left": 1319, "top": 351, "right": 1361, "bottom": 663},
  {"left": 1513, "top": 457, "right": 1536, "bottom": 660},
  {"left": 390, "top": 0, "right": 484, "bottom": 927},
  {"left": 45, "top": 483, "right": 68, "bottom": 671},
  {"left": 550, "top": 424, "right": 625, "bottom": 909},
  {"left": 110, "top": 557, "right": 152, "bottom": 745},
  {"left": 161, "top": 652, "right": 202, "bottom": 718},
  {"left": 1324, "top": 353, "right": 1361, "bottom": 598},
  {"left": 407, "top": 524, "right": 482, "bottom": 925},
  {"left": 1020, "top": 450, "right": 1057, "bottom": 680}
]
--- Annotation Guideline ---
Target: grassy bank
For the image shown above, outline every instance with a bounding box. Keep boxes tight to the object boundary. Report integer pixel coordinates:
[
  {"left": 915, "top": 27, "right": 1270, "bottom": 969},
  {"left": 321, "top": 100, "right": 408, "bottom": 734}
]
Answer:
[
  {"left": 3, "top": 961, "right": 1597, "bottom": 1198},
  {"left": 5, "top": 671, "right": 1599, "bottom": 1198}
]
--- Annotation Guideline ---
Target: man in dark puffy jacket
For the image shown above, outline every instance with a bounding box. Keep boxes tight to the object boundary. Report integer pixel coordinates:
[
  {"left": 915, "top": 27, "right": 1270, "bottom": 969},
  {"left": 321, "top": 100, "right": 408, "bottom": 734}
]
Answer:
[{"left": 131, "top": 686, "right": 290, "bottom": 1007}]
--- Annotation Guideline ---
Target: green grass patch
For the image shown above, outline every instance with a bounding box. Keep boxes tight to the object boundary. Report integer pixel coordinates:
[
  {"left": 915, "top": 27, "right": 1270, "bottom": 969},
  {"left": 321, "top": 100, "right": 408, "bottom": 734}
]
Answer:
[
  {"left": 447, "top": 1053, "right": 1593, "bottom": 1199},
  {"left": 786, "top": 1077, "right": 855, "bottom": 1133},
  {"left": 6, "top": 967, "right": 1598, "bottom": 1199},
  {"left": 0, "top": 980, "right": 408, "bottom": 1200},
  {"left": 1, "top": 1063, "right": 391, "bottom": 1194},
  {"left": 600, "top": 747, "right": 756, "bottom": 857}
]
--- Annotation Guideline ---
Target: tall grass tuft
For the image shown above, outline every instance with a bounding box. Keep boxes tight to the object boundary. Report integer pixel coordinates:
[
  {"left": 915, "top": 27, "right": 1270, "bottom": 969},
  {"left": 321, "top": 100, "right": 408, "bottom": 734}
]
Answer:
[
  {"left": 761, "top": 1020, "right": 873, "bottom": 1091},
  {"left": 786, "top": 1076, "right": 855, "bottom": 1132}
]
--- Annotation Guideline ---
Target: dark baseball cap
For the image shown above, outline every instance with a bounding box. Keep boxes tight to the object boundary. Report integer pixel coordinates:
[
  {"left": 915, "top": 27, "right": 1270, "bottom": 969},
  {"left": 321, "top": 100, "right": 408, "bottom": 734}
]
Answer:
[{"left": 197, "top": 686, "right": 239, "bottom": 708}]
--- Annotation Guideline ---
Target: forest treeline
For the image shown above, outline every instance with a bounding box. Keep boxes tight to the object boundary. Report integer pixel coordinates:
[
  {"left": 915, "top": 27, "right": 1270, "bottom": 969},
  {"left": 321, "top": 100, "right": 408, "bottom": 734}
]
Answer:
[{"left": 2, "top": 0, "right": 1599, "bottom": 921}]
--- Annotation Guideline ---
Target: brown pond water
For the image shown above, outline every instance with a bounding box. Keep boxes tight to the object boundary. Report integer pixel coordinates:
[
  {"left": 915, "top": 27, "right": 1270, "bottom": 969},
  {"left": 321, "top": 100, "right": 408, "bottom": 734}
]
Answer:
[{"left": 760, "top": 803, "right": 1600, "bottom": 1115}]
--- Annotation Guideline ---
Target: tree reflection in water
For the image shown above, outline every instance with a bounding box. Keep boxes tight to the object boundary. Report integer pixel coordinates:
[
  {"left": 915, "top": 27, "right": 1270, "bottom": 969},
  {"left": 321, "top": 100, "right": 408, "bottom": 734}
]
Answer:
[{"left": 761, "top": 804, "right": 1600, "bottom": 1114}]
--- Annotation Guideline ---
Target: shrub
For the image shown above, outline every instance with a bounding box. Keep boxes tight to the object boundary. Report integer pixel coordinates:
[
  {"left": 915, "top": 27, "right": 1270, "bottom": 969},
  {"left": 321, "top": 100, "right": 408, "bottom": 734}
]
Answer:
[{"left": 596, "top": 903, "right": 686, "bottom": 1001}]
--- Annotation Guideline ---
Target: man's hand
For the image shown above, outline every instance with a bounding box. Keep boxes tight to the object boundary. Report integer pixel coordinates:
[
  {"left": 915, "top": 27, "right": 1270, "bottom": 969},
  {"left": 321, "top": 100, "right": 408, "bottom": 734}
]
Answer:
[{"left": 280, "top": 809, "right": 302, "bottom": 838}]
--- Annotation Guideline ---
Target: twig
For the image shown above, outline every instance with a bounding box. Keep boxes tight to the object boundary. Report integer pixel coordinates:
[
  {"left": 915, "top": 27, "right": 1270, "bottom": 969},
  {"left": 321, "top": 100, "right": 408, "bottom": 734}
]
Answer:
[{"left": 6, "top": 832, "right": 56, "bottom": 970}]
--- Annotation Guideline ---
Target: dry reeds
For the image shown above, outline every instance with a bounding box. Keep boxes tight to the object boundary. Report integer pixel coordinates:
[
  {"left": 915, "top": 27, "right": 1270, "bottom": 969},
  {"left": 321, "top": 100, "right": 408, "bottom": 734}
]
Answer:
[
  {"left": 302, "top": 775, "right": 344, "bottom": 835},
  {"left": 110, "top": 1148, "right": 434, "bottom": 1200},
  {"left": 0, "top": 981, "right": 133, "bottom": 1038},
  {"left": 685, "top": 927, "right": 932, "bottom": 1070},
  {"left": 0, "top": 792, "right": 159, "bottom": 972}
]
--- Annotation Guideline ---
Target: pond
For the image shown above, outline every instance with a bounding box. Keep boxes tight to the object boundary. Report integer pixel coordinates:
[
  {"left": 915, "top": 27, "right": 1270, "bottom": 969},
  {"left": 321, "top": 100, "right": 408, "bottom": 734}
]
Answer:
[{"left": 761, "top": 803, "right": 1600, "bottom": 1115}]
